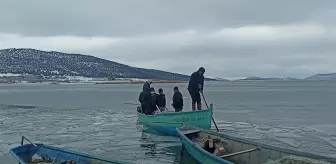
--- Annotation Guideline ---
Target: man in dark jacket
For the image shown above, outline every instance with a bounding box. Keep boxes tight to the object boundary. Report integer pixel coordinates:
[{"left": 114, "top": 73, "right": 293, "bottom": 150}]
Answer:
[
  {"left": 187, "top": 67, "right": 205, "bottom": 110},
  {"left": 139, "top": 84, "right": 151, "bottom": 114},
  {"left": 149, "top": 87, "right": 158, "bottom": 114},
  {"left": 156, "top": 88, "right": 166, "bottom": 111},
  {"left": 172, "top": 86, "right": 183, "bottom": 112}
]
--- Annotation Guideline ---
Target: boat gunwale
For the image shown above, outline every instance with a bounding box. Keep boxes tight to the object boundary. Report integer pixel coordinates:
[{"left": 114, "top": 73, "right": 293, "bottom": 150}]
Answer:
[
  {"left": 10, "top": 143, "right": 134, "bottom": 164},
  {"left": 178, "top": 127, "right": 336, "bottom": 163},
  {"left": 150, "top": 121, "right": 184, "bottom": 125},
  {"left": 137, "top": 103, "right": 213, "bottom": 117}
]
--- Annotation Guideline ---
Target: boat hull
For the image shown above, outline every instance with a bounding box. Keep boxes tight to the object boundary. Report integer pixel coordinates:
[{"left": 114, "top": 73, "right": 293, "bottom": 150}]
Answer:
[
  {"left": 137, "top": 104, "right": 213, "bottom": 136},
  {"left": 10, "top": 143, "right": 132, "bottom": 164},
  {"left": 177, "top": 127, "right": 336, "bottom": 164}
]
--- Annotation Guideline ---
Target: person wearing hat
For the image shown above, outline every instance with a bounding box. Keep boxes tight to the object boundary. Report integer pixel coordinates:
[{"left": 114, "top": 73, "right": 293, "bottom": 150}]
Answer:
[
  {"left": 143, "top": 80, "right": 152, "bottom": 91},
  {"left": 172, "top": 86, "right": 183, "bottom": 112},
  {"left": 187, "top": 67, "right": 205, "bottom": 110},
  {"left": 139, "top": 83, "right": 151, "bottom": 114}
]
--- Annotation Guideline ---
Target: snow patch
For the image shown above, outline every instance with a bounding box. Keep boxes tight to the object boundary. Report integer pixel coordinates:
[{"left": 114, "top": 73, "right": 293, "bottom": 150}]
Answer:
[
  {"left": 66, "top": 76, "right": 93, "bottom": 82},
  {"left": 0, "top": 73, "right": 22, "bottom": 77}
]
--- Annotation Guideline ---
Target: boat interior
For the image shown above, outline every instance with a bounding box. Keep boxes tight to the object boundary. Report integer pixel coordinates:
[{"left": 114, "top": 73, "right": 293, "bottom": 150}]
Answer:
[
  {"left": 184, "top": 130, "right": 333, "bottom": 164},
  {"left": 11, "top": 144, "right": 117, "bottom": 164}
]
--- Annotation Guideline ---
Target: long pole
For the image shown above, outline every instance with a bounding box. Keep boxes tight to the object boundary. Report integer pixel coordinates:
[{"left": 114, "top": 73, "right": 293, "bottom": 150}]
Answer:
[{"left": 200, "top": 92, "right": 219, "bottom": 132}]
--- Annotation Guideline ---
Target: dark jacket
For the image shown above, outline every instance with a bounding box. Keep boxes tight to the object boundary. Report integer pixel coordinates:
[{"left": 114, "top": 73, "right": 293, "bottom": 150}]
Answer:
[
  {"left": 138, "top": 87, "right": 151, "bottom": 115},
  {"left": 188, "top": 71, "right": 204, "bottom": 92},
  {"left": 156, "top": 94, "right": 166, "bottom": 108},
  {"left": 172, "top": 92, "right": 183, "bottom": 109},
  {"left": 149, "top": 93, "right": 157, "bottom": 114}
]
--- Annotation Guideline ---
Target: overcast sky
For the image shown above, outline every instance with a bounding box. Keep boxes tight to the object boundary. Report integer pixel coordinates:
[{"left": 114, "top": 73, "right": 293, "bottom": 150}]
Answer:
[{"left": 0, "top": 0, "right": 335, "bottom": 79}]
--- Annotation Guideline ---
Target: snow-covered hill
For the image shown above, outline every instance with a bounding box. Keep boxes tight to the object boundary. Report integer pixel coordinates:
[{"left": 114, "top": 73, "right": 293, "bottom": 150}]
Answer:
[{"left": 0, "top": 48, "right": 197, "bottom": 80}]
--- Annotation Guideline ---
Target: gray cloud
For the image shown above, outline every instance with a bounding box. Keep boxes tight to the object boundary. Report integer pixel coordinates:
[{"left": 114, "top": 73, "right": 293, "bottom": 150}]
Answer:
[
  {"left": 1, "top": 0, "right": 335, "bottom": 36},
  {"left": 0, "top": 0, "right": 336, "bottom": 79}
]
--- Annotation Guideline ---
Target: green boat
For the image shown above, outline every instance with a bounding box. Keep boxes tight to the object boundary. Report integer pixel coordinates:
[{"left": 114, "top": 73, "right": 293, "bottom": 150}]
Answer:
[
  {"left": 137, "top": 104, "right": 213, "bottom": 136},
  {"left": 177, "top": 127, "right": 336, "bottom": 164}
]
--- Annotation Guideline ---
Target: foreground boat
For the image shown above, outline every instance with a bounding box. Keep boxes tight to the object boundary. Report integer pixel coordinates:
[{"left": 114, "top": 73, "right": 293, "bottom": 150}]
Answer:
[
  {"left": 177, "top": 127, "right": 336, "bottom": 164},
  {"left": 10, "top": 136, "right": 133, "bottom": 164},
  {"left": 137, "top": 104, "right": 213, "bottom": 136}
]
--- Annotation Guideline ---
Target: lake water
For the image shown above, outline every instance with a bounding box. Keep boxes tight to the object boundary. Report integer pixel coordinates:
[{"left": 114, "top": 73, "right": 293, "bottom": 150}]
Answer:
[{"left": 1, "top": 81, "right": 336, "bottom": 163}]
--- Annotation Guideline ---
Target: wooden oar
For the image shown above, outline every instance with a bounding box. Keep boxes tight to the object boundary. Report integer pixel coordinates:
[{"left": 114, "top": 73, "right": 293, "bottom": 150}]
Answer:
[
  {"left": 164, "top": 107, "right": 170, "bottom": 112},
  {"left": 200, "top": 92, "right": 219, "bottom": 132},
  {"left": 155, "top": 105, "right": 162, "bottom": 114},
  {"left": 220, "top": 147, "right": 260, "bottom": 158}
]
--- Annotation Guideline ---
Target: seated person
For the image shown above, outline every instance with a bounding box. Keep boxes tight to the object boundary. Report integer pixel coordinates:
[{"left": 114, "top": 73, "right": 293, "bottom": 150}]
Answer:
[{"left": 172, "top": 86, "right": 183, "bottom": 112}]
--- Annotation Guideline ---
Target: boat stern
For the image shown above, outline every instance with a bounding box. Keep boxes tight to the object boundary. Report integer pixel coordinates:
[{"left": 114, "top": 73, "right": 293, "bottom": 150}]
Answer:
[{"left": 10, "top": 144, "right": 42, "bottom": 164}]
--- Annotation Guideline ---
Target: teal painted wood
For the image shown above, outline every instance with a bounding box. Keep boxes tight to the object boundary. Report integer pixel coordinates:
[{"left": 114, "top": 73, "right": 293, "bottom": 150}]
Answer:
[
  {"left": 177, "top": 127, "right": 336, "bottom": 164},
  {"left": 137, "top": 104, "right": 213, "bottom": 135},
  {"left": 178, "top": 127, "right": 233, "bottom": 164},
  {"left": 10, "top": 143, "right": 134, "bottom": 164}
]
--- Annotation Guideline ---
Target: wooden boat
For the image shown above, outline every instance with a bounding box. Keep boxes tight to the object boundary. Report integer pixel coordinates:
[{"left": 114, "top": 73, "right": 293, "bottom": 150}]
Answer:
[
  {"left": 10, "top": 136, "right": 133, "bottom": 164},
  {"left": 177, "top": 127, "right": 336, "bottom": 164},
  {"left": 137, "top": 104, "right": 213, "bottom": 136}
]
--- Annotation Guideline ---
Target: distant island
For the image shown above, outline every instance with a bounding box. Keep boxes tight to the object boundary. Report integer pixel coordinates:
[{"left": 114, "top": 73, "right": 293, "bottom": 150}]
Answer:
[
  {"left": 304, "top": 73, "right": 336, "bottom": 81},
  {"left": 0, "top": 48, "right": 216, "bottom": 84},
  {"left": 237, "top": 77, "right": 301, "bottom": 81},
  {"left": 237, "top": 74, "right": 336, "bottom": 81}
]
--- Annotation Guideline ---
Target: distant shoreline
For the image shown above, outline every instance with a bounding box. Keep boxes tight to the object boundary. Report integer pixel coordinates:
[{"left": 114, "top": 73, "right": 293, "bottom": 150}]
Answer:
[
  {"left": 94, "top": 80, "right": 188, "bottom": 84},
  {"left": 1, "top": 80, "right": 336, "bottom": 86}
]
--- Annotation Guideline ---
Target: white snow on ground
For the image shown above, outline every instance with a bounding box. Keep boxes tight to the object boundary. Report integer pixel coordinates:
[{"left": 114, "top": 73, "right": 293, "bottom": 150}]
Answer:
[
  {"left": 0, "top": 73, "right": 22, "bottom": 77},
  {"left": 0, "top": 73, "right": 150, "bottom": 83},
  {"left": 116, "top": 78, "right": 149, "bottom": 82},
  {"left": 65, "top": 76, "right": 93, "bottom": 82}
]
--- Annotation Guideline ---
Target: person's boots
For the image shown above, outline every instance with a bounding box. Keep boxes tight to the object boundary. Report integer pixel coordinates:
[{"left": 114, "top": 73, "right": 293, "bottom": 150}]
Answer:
[
  {"left": 192, "top": 104, "right": 196, "bottom": 111},
  {"left": 197, "top": 103, "right": 202, "bottom": 110}
]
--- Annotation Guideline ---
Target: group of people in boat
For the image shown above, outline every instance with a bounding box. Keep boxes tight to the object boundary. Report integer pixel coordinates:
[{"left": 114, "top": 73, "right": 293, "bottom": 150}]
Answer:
[
  {"left": 138, "top": 83, "right": 184, "bottom": 115},
  {"left": 138, "top": 67, "right": 206, "bottom": 115}
]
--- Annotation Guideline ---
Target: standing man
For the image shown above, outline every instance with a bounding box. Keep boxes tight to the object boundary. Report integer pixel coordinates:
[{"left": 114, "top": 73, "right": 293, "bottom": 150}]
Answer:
[
  {"left": 188, "top": 67, "right": 205, "bottom": 110},
  {"left": 172, "top": 86, "right": 183, "bottom": 112},
  {"left": 139, "top": 83, "right": 151, "bottom": 114},
  {"left": 156, "top": 88, "right": 166, "bottom": 111}
]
